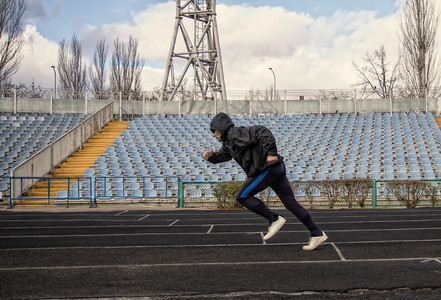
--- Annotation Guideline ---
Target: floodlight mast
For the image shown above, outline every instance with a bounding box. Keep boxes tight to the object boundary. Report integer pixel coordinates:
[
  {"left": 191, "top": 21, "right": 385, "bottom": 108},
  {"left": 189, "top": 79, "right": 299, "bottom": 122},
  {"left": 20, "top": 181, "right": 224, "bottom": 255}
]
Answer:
[{"left": 160, "top": 0, "right": 227, "bottom": 101}]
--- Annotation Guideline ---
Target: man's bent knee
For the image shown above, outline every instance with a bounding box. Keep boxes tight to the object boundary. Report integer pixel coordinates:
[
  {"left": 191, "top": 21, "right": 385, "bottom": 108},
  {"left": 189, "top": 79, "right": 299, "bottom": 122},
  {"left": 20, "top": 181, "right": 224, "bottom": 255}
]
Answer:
[{"left": 236, "top": 194, "right": 247, "bottom": 205}]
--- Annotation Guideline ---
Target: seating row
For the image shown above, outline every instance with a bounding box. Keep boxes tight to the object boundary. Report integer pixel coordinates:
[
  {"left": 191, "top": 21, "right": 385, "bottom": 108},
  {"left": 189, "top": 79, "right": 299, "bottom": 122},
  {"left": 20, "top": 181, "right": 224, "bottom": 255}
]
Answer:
[
  {"left": 0, "top": 113, "right": 88, "bottom": 181},
  {"left": 90, "top": 112, "right": 441, "bottom": 185}
]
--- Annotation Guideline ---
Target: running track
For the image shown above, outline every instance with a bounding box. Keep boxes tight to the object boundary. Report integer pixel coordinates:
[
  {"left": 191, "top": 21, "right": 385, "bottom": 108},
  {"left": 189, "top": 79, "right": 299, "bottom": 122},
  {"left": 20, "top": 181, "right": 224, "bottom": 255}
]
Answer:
[{"left": 1, "top": 206, "right": 441, "bottom": 299}]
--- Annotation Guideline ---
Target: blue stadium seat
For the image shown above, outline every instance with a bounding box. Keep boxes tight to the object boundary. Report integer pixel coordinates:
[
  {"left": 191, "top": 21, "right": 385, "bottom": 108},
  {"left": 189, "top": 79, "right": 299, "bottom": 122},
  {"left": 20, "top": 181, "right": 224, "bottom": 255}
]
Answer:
[
  {"left": 235, "top": 173, "right": 246, "bottom": 181},
  {"left": 208, "top": 174, "right": 218, "bottom": 181},
  {"left": 146, "top": 190, "right": 157, "bottom": 198},
  {"left": 221, "top": 174, "right": 232, "bottom": 181},
  {"left": 55, "top": 190, "right": 68, "bottom": 199},
  {"left": 316, "top": 173, "right": 326, "bottom": 180},
  {"left": 329, "top": 173, "right": 340, "bottom": 180},
  {"left": 343, "top": 173, "right": 353, "bottom": 180},
  {"left": 131, "top": 190, "right": 143, "bottom": 197},
  {"left": 302, "top": 173, "right": 313, "bottom": 181},
  {"left": 194, "top": 174, "right": 205, "bottom": 181}
]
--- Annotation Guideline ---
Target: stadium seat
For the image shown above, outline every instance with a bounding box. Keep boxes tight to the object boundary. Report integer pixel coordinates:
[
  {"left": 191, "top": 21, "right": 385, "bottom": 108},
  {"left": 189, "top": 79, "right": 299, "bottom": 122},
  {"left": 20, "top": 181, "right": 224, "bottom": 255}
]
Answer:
[
  {"left": 316, "top": 173, "right": 326, "bottom": 180},
  {"left": 6, "top": 111, "right": 438, "bottom": 201},
  {"left": 55, "top": 190, "right": 68, "bottom": 199},
  {"left": 302, "top": 173, "right": 313, "bottom": 181},
  {"left": 221, "top": 174, "right": 232, "bottom": 181},
  {"left": 235, "top": 173, "right": 246, "bottom": 181},
  {"left": 289, "top": 173, "right": 299, "bottom": 181},
  {"left": 131, "top": 189, "right": 143, "bottom": 197},
  {"left": 146, "top": 190, "right": 157, "bottom": 198},
  {"left": 208, "top": 174, "right": 218, "bottom": 181}
]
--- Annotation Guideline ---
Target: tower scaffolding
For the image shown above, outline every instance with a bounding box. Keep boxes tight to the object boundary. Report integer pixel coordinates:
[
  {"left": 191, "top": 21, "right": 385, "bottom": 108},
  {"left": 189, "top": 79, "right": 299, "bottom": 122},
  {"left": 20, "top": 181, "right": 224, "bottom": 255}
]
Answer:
[{"left": 160, "top": 0, "right": 227, "bottom": 101}]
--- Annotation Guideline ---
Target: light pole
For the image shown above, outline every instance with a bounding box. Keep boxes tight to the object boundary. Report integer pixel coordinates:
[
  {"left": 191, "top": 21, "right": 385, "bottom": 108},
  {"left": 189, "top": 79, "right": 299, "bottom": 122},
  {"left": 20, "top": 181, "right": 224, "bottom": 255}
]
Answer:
[
  {"left": 269, "top": 67, "right": 276, "bottom": 100},
  {"left": 51, "top": 66, "right": 56, "bottom": 99}
]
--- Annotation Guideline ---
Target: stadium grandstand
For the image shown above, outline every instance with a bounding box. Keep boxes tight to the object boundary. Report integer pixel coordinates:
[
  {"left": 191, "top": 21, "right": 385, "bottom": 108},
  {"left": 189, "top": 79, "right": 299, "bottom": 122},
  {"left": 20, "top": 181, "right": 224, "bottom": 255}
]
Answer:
[{"left": 1, "top": 93, "right": 441, "bottom": 208}]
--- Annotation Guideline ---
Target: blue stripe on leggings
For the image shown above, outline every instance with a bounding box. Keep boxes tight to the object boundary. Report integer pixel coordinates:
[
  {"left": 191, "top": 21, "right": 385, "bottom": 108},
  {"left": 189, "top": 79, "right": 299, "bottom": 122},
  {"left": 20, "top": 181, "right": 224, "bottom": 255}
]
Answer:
[{"left": 239, "top": 167, "right": 271, "bottom": 198}]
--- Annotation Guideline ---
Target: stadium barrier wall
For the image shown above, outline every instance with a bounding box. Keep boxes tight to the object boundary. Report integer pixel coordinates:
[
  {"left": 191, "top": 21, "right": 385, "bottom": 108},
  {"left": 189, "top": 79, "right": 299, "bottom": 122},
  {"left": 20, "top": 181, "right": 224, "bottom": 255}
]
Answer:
[
  {"left": 0, "top": 93, "right": 439, "bottom": 115},
  {"left": 9, "top": 103, "right": 114, "bottom": 202}
]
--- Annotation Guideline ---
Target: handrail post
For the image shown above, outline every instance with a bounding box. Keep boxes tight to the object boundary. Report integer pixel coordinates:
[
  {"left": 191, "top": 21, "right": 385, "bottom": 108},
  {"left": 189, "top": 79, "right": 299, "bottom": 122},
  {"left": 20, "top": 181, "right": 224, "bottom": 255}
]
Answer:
[
  {"left": 92, "top": 176, "right": 97, "bottom": 208},
  {"left": 372, "top": 179, "right": 377, "bottom": 207},
  {"left": 178, "top": 179, "right": 184, "bottom": 208},
  {"left": 47, "top": 178, "right": 51, "bottom": 205},
  {"left": 20, "top": 178, "right": 23, "bottom": 204},
  {"left": 8, "top": 177, "right": 13, "bottom": 208}
]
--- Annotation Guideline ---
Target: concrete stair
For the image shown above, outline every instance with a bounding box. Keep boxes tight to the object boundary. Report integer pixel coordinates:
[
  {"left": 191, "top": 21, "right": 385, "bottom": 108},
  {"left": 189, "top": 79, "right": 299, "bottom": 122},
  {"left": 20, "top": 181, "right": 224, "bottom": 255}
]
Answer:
[{"left": 17, "top": 120, "right": 128, "bottom": 206}]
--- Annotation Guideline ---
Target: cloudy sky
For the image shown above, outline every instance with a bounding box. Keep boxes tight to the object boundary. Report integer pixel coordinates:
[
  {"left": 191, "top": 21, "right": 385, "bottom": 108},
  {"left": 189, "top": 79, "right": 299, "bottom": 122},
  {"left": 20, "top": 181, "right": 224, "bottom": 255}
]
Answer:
[{"left": 16, "top": 0, "right": 414, "bottom": 91}]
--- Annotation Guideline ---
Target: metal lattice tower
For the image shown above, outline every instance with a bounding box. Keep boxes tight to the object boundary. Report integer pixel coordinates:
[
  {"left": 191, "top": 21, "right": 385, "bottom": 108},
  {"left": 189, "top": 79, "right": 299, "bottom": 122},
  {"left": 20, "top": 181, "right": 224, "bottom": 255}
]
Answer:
[{"left": 160, "top": 0, "right": 227, "bottom": 101}]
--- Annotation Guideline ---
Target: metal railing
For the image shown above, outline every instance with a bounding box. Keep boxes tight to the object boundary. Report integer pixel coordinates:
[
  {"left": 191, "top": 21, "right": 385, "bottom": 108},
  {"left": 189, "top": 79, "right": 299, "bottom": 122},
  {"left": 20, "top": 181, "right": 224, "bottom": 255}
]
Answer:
[
  {"left": 2, "top": 87, "right": 440, "bottom": 101},
  {"left": 3, "top": 176, "right": 441, "bottom": 209},
  {"left": 178, "top": 179, "right": 441, "bottom": 209},
  {"left": 5, "top": 175, "right": 179, "bottom": 208}
]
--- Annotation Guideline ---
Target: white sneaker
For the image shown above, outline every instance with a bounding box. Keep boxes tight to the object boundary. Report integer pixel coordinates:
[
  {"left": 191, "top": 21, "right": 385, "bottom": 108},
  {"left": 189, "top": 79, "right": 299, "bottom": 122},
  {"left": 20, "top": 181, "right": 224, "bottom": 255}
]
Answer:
[
  {"left": 263, "top": 216, "right": 286, "bottom": 240},
  {"left": 302, "top": 232, "right": 328, "bottom": 250}
]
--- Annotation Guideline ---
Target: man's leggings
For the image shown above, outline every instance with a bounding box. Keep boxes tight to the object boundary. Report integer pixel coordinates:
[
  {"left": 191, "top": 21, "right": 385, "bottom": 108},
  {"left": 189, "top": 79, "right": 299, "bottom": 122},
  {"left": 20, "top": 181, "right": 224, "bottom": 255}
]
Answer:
[{"left": 236, "top": 162, "right": 323, "bottom": 237}]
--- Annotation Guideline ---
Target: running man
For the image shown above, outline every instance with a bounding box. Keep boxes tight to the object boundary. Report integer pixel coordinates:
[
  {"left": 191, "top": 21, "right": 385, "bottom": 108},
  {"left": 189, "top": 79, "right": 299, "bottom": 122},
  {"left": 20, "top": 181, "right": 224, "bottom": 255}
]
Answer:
[{"left": 203, "top": 112, "right": 327, "bottom": 250}]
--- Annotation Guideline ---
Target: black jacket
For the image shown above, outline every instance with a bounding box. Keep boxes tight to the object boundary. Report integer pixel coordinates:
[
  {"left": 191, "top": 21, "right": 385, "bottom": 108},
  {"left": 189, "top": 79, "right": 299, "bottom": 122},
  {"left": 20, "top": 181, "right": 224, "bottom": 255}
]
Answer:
[{"left": 208, "top": 112, "right": 282, "bottom": 177}]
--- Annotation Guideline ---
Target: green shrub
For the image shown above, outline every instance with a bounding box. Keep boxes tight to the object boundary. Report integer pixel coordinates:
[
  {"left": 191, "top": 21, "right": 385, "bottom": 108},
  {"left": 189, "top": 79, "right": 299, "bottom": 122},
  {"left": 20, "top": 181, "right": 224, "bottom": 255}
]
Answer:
[
  {"left": 428, "top": 182, "right": 440, "bottom": 207},
  {"left": 213, "top": 181, "right": 244, "bottom": 209},
  {"left": 341, "top": 179, "right": 372, "bottom": 208},
  {"left": 295, "top": 181, "right": 319, "bottom": 209},
  {"left": 260, "top": 187, "right": 274, "bottom": 206},
  {"left": 385, "top": 180, "right": 430, "bottom": 208},
  {"left": 315, "top": 180, "right": 341, "bottom": 209}
]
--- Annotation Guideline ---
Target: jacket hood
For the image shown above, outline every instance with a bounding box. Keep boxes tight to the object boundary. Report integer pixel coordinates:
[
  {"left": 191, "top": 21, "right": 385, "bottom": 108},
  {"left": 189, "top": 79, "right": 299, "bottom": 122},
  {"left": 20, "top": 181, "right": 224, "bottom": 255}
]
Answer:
[{"left": 210, "top": 112, "right": 234, "bottom": 137}]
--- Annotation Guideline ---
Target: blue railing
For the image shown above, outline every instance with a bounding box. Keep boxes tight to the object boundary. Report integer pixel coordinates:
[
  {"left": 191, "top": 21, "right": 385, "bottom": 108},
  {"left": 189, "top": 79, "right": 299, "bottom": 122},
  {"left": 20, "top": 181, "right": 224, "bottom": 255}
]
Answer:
[
  {"left": 3, "top": 175, "right": 179, "bottom": 208},
  {"left": 3, "top": 176, "right": 440, "bottom": 209}
]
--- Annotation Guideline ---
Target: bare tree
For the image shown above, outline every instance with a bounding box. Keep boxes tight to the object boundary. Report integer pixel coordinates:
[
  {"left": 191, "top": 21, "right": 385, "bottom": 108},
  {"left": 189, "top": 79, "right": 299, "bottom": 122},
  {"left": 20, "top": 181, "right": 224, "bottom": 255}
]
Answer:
[
  {"left": 57, "top": 33, "right": 87, "bottom": 99},
  {"left": 89, "top": 39, "right": 108, "bottom": 99},
  {"left": 110, "top": 36, "right": 144, "bottom": 100},
  {"left": 398, "top": 0, "right": 440, "bottom": 98},
  {"left": 352, "top": 45, "right": 401, "bottom": 99},
  {"left": 316, "top": 89, "right": 354, "bottom": 101},
  {"left": 0, "top": 0, "right": 27, "bottom": 88}
]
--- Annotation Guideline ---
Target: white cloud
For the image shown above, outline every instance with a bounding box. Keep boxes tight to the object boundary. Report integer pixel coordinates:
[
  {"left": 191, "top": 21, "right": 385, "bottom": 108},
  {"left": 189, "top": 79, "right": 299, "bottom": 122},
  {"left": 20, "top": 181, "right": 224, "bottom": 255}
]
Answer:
[
  {"left": 217, "top": 4, "right": 401, "bottom": 90},
  {"left": 13, "top": 25, "right": 59, "bottom": 88},
  {"left": 14, "top": 1, "right": 406, "bottom": 91},
  {"left": 79, "top": 1, "right": 176, "bottom": 89}
]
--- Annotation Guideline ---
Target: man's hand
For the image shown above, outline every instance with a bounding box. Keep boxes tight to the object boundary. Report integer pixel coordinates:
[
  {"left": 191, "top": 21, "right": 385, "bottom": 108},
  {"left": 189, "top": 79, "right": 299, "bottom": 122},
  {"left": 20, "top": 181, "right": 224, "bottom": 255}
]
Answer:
[
  {"left": 203, "top": 150, "right": 213, "bottom": 160},
  {"left": 267, "top": 155, "right": 278, "bottom": 165}
]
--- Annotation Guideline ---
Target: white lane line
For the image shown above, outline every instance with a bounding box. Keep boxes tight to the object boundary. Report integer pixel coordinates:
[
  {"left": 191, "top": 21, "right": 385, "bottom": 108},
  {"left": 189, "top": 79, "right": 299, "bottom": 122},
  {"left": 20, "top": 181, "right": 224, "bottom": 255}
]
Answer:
[
  {"left": 422, "top": 258, "right": 441, "bottom": 265},
  {"left": 2, "top": 257, "right": 440, "bottom": 272},
  {"left": 114, "top": 210, "right": 128, "bottom": 216},
  {"left": 137, "top": 215, "right": 150, "bottom": 221},
  {"left": 2, "top": 213, "right": 441, "bottom": 224},
  {"left": 260, "top": 232, "right": 267, "bottom": 245},
  {"left": 2, "top": 219, "right": 440, "bottom": 227},
  {"left": 169, "top": 219, "right": 179, "bottom": 226},
  {"left": 1, "top": 239, "right": 441, "bottom": 251},
  {"left": 322, "top": 227, "right": 441, "bottom": 233},
  {"left": 331, "top": 243, "right": 346, "bottom": 261},
  {"left": 335, "top": 238, "right": 441, "bottom": 245},
  {"left": 3, "top": 224, "right": 441, "bottom": 233},
  {"left": 207, "top": 225, "right": 214, "bottom": 234}
]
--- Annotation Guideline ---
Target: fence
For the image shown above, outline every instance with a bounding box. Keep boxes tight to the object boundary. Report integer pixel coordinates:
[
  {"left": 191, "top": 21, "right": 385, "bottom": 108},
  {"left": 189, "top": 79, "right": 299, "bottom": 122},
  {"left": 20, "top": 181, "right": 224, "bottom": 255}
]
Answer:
[
  {"left": 178, "top": 179, "right": 441, "bottom": 209},
  {"left": 1, "top": 88, "right": 440, "bottom": 116},
  {"left": 3, "top": 176, "right": 441, "bottom": 209},
  {"left": 5, "top": 176, "right": 179, "bottom": 208}
]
